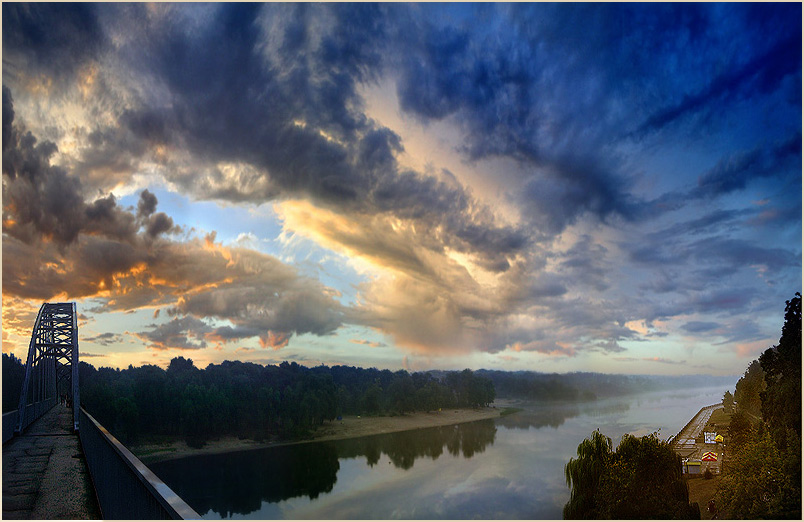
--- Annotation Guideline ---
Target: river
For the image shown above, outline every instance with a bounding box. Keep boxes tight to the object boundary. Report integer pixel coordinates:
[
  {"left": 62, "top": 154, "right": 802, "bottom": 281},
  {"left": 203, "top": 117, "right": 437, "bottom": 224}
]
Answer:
[{"left": 150, "top": 385, "right": 727, "bottom": 519}]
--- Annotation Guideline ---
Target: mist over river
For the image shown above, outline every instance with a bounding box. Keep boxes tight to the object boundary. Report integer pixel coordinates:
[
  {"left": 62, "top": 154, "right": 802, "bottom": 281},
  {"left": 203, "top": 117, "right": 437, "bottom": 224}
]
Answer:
[{"left": 151, "top": 385, "right": 728, "bottom": 519}]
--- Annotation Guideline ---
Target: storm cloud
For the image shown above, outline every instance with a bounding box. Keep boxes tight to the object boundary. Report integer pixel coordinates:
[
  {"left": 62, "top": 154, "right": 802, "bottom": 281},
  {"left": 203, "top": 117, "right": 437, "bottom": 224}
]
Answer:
[{"left": 2, "top": 3, "right": 800, "bottom": 370}]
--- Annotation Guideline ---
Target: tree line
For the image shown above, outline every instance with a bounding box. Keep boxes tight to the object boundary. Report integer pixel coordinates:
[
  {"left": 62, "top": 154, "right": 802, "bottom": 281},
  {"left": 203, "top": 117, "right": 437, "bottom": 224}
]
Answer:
[
  {"left": 77, "top": 359, "right": 495, "bottom": 447},
  {"left": 2, "top": 352, "right": 25, "bottom": 413},
  {"left": 716, "top": 292, "right": 801, "bottom": 519}
]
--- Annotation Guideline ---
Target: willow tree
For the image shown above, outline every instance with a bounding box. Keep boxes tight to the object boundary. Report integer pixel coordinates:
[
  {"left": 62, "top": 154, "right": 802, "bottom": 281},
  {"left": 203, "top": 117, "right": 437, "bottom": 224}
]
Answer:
[
  {"left": 564, "top": 429, "right": 612, "bottom": 519},
  {"left": 564, "top": 430, "right": 699, "bottom": 519}
]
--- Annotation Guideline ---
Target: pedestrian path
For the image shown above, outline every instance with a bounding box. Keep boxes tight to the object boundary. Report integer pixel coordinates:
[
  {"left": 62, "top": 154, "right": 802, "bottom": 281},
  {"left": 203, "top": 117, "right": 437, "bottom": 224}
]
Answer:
[
  {"left": 2, "top": 404, "right": 100, "bottom": 519},
  {"left": 672, "top": 404, "right": 723, "bottom": 475}
]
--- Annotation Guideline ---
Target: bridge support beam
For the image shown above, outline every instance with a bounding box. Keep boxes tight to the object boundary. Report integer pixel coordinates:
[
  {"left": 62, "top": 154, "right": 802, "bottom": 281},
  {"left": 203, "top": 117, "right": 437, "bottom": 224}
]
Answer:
[{"left": 16, "top": 303, "right": 80, "bottom": 434}]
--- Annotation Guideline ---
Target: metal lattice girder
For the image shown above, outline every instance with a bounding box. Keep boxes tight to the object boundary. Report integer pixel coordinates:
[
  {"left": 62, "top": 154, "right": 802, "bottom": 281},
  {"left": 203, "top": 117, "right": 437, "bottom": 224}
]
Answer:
[{"left": 16, "top": 302, "right": 81, "bottom": 433}]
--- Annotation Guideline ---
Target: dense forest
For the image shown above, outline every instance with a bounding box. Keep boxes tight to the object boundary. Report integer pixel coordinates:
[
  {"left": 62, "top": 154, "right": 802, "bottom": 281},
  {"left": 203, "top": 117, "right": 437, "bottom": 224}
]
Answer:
[
  {"left": 76, "top": 359, "right": 495, "bottom": 447},
  {"left": 2, "top": 352, "right": 25, "bottom": 412},
  {"left": 716, "top": 292, "right": 801, "bottom": 519}
]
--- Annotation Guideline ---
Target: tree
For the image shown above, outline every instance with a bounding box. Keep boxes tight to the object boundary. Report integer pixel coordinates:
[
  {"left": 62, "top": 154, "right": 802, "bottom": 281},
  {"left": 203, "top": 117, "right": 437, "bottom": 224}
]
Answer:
[
  {"left": 564, "top": 430, "right": 699, "bottom": 519},
  {"left": 717, "top": 425, "right": 792, "bottom": 519},
  {"left": 722, "top": 390, "right": 734, "bottom": 413},
  {"left": 564, "top": 429, "right": 612, "bottom": 519},
  {"left": 734, "top": 360, "right": 765, "bottom": 418},
  {"left": 2, "top": 353, "right": 26, "bottom": 412},
  {"left": 717, "top": 293, "right": 802, "bottom": 520},
  {"left": 595, "top": 433, "right": 698, "bottom": 519},
  {"left": 759, "top": 292, "right": 801, "bottom": 446},
  {"left": 727, "top": 409, "right": 753, "bottom": 450}
]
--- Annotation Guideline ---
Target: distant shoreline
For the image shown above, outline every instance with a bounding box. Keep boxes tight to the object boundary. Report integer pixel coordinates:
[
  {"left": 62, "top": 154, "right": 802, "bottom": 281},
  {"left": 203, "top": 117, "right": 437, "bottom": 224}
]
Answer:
[{"left": 133, "top": 406, "right": 504, "bottom": 465}]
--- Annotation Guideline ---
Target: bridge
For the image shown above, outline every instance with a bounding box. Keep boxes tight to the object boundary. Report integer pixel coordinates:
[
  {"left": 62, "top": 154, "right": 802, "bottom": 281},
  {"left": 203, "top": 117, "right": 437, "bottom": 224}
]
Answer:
[{"left": 3, "top": 303, "right": 200, "bottom": 519}]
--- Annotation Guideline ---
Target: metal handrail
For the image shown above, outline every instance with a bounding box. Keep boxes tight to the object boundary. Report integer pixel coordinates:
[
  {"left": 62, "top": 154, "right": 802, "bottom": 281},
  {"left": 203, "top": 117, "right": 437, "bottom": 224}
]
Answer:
[{"left": 79, "top": 408, "right": 200, "bottom": 519}]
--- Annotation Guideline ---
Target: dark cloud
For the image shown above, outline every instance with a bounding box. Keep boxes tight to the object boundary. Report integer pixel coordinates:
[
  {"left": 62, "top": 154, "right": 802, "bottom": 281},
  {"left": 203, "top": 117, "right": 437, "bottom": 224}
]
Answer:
[
  {"left": 137, "top": 189, "right": 158, "bottom": 218},
  {"left": 87, "top": 3, "right": 530, "bottom": 273},
  {"left": 695, "top": 134, "right": 801, "bottom": 199},
  {"left": 557, "top": 235, "right": 610, "bottom": 292},
  {"left": 2, "top": 89, "right": 137, "bottom": 246},
  {"left": 681, "top": 321, "right": 720, "bottom": 334},
  {"left": 135, "top": 316, "right": 212, "bottom": 350},
  {"left": 635, "top": 33, "right": 802, "bottom": 137},
  {"left": 2, "top": 86, "right": 14, "bottom": 151},
  {"left": 145, "top": 212, "right": 175, "bottom": 238},
  {"left": 2, "top": 3, "right": 105, "bottom": 80}
]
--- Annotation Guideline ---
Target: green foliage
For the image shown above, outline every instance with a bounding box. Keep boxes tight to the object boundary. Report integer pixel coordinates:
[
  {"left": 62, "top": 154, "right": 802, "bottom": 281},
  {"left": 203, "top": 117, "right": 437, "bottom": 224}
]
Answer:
[
  {"left": 734, "top": 360, "right": 765, "bottom": 418},
  {"left": 717, "top": 426, "right": 795, "bottom": 519},
  {"left": 759, "top": 293, "right": 801, "bottom": 450},
  {"left": 718, "top": 292, "right": 802, "bottom": 519},
  {"left": 727, "top": 409, "right": 754, "bottom": 450},
  {"left": 564, "top": 429, "right": 612, "bottom": 519},
  {"left": 564, "top": 430, "right": 698, "bottom": 519},
  {"left": 79, "top": 358, "right": 496, "bottom": 447},
  {"left": 722, "top": 390, "right": 734, "bottom": 413}
]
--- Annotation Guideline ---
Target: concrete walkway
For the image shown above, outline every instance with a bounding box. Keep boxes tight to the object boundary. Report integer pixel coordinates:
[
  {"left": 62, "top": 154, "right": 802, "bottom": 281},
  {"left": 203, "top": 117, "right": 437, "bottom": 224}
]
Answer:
[
  {"left": 2, "top": 404, "right": 100, "bottom": 519},
  {"left": 673, "top": 404, "right": 723, "bottom": 475}
]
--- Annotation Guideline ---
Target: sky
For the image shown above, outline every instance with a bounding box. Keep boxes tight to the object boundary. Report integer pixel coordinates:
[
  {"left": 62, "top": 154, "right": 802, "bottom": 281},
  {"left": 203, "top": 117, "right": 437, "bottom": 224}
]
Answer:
[{"left": 2, "top": 3, "right": 801, "bottom": 376}]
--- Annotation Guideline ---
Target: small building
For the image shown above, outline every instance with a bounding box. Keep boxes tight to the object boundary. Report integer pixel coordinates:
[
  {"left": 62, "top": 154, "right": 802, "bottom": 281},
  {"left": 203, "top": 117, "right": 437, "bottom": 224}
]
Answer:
[{"left": 682, "top": 459, "right": 702, "bottom": 474}]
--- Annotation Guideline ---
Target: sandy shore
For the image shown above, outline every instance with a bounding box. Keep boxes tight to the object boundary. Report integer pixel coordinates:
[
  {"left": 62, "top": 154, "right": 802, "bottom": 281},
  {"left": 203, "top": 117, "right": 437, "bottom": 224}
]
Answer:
[{"left": 133, "top": 407, "right": 501, "bottom": 464}]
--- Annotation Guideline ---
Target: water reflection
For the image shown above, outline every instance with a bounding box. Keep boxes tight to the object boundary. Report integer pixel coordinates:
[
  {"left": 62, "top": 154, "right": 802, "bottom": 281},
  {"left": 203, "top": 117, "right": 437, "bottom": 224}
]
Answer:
[
  {"left": 151, "top": 419, "right": 496, "bottom": 518},
  {"left": 497, "top": 400, "right": 630, "bottom": 431},
  {"left": 336, "top": 418, "right": 496, "bottom": 469},
  {"left": 151, "top": 442, "right": 340, "bottom": 518}
]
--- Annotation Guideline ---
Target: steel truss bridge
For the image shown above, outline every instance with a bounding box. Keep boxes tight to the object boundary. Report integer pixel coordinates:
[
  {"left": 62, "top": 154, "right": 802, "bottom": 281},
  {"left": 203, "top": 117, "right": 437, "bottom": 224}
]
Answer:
[
  {"left": 3, "top": 303, "right": 199, "bottom": 519},
  {"left": 16, "top": 303, "right": 79, "bottom": 434}
]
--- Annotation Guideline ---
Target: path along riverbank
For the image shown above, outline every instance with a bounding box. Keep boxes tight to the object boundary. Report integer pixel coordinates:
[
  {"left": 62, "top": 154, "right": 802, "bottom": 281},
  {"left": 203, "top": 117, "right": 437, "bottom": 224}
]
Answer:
[{"left": 133, "top": 407, "right": 501, "bottom": 464}]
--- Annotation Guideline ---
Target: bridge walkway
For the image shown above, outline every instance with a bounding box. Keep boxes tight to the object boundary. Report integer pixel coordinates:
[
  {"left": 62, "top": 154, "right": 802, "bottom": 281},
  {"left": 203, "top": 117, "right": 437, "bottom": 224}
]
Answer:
[{"left": 2, "top": 404, "right": 100, "bottom": 519}]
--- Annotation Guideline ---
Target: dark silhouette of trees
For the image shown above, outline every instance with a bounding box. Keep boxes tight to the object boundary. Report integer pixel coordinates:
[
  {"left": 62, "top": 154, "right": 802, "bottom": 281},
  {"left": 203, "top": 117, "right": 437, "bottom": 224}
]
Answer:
[
  {"left": 564, "top": 430, "right": 699, "bottom": 519},
  {"left": 2, "top": 353, "right": 26, "bottom": 412},
  {"left": 718, "top": 292, "right": 802, "bottom": 519},
  {"left": 79, "top": 359, "right": 495, "bottom": 447}
]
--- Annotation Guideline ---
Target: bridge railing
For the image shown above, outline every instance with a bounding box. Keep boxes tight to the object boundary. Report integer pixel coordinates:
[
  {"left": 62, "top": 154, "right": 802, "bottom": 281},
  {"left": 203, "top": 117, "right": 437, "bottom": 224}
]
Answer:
[
  {"left": 3, "top": 411, "right": 18, "bottom": 444},
  {"left": 3, "top": 398, "right": 59, "bottom": 443},
  {"left": 79, "top": 408, "right": 200, "bottom": 520}
]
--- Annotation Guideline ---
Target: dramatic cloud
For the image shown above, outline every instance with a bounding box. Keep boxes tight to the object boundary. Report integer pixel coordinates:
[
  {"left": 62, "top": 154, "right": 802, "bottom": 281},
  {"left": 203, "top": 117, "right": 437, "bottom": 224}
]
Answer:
[
  {"left": 2, "top": 3, "right": 800, "bottom": 373},
  {"left": 134, "top": 316, "right": 213, "bottom": 351}
]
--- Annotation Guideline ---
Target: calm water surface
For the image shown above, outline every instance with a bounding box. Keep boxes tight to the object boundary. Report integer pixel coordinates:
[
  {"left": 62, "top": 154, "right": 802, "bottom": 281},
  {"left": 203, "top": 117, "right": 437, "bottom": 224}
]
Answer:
[{"left": 151, "top": 385, "right": 725, "bottom": 519}]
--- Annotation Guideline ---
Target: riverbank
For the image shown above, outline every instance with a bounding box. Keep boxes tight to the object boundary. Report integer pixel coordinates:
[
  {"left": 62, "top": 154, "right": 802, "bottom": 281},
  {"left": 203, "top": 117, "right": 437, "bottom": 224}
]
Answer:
[{"left": 133, "top": 407, "right": 501, "bottom": 464}]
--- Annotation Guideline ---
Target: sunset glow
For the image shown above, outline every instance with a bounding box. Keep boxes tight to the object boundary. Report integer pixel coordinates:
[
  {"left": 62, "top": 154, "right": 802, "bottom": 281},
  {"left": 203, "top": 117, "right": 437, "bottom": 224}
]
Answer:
[{"left": 2, "top": 3, "right": 800, "bottom": 375}]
